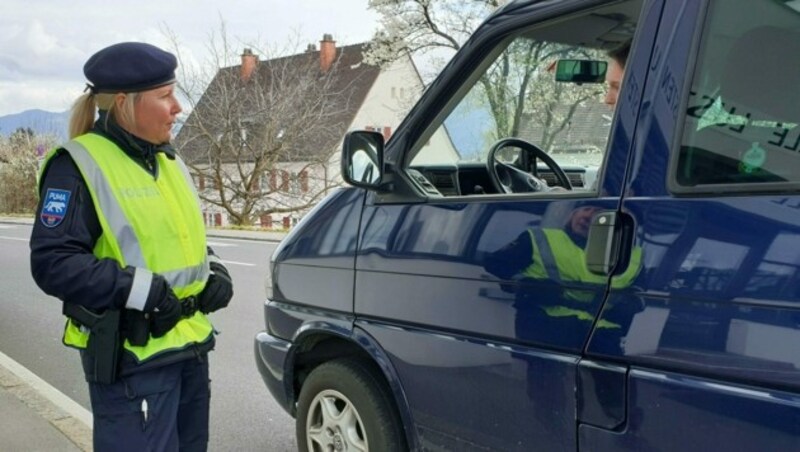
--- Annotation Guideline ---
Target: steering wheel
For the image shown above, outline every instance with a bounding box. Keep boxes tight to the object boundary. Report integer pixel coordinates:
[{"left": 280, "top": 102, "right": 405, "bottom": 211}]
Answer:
[{"left": 486, "top": 138, "right": 572, "bottom": 194}]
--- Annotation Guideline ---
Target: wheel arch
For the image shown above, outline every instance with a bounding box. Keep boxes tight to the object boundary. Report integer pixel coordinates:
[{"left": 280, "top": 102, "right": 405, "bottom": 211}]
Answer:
[{"left": 286, "top": 324, "right": 420, "bottom": 451}]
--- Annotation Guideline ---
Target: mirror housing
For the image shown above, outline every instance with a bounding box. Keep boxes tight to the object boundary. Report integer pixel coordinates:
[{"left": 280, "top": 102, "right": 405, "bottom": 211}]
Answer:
[
  {"left": 342, "top": 130, "right": 386, "bottom": 190},
  {"left": 555, "top": 59, "right": 607, "bottom": 84}
]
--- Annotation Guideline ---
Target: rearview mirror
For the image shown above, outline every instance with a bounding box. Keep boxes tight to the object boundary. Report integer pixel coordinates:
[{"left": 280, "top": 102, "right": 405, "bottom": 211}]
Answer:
[{"left": 555, "top": 59, "right": 607, "bottom": 84}]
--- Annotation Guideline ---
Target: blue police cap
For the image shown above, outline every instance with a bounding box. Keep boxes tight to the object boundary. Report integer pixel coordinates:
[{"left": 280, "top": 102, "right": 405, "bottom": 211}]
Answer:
[{"left": 83, "top": 42, "right": 177, "bottom": 93}]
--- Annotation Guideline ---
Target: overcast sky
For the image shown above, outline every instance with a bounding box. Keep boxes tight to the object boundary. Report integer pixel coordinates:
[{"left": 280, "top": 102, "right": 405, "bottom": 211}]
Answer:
[{"left": 0, "top": 0, "right": 379, "bottom": 116}]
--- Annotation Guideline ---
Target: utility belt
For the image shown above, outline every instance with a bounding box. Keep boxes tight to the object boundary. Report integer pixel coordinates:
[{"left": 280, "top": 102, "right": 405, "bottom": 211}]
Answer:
[
  {"left": 63, "top": 296, "right": 200, "bottom": 384},
  {"left": 123, "top": 295, "right": 200, "bottom": 345}
]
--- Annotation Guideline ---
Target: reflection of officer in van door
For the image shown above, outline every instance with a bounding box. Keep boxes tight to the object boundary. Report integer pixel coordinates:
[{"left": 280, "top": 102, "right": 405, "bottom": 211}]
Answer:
[
  {"left": 484, "top": 203, "right": 640, "bottom": 446},
  {"left": 485, "top": 204, "right": 641, "bottom": 349}
]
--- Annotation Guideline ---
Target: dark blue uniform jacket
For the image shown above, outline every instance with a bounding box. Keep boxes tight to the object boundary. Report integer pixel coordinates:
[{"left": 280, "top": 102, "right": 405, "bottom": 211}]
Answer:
[{"left": 30, "top": 113, "right": 178, "bottom": 312}]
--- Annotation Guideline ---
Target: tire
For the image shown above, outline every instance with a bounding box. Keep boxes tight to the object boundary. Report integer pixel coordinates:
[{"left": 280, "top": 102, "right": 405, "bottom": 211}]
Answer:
[{"left": 296, "top": 358, "right": 407, "bottom": 452}]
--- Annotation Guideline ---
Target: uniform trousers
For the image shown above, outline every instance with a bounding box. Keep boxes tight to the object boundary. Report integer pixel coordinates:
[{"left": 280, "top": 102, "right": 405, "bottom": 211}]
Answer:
[{"left": 87, "top": 355, "right": 210, "bottom": 452}]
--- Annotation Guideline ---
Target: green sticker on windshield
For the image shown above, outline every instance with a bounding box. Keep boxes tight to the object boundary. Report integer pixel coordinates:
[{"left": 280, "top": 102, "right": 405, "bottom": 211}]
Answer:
[{"left": 739, "top": 142, "right": 766, "bottom": 174}]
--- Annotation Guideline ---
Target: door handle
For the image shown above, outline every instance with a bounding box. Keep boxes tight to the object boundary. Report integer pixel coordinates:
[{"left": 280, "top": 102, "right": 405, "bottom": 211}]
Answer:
[{"left": 585, "top": 211, "right": 627, "bottom": 276}]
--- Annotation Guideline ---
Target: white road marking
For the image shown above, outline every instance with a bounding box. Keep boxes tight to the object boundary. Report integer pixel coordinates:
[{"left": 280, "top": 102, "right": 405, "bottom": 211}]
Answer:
[
  {"left": 0, "top": 224, "right": 17, "bottom": 229},
  {"left": 221, "top": 259, "right": 256, "bottom": 267},
  {"left": 207, "top": 237, "right": 278, "bottom": 245},
  {"left": 207, "top": 241, "right": 237, "bottom": 247}
]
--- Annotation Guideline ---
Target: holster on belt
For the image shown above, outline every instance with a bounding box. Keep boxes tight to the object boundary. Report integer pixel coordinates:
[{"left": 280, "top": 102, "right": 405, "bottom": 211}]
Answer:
[
  {"left": 63, "top": 303, "right": 121, "bottom": 385},
  {"left": 123, "top": 310, "right": 150, "bottom": 347}
]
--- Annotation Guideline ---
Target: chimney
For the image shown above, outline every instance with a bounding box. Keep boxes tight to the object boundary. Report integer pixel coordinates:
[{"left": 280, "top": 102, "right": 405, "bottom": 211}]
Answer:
[
  {"left": 319, "top": 34, "right": 336, "bottom": 72},
  {"left": 306, "top": 43, "right": 316, "bottom": 53},
  {"left": 240, "top": 48, "right": 258, "bottom": 81}
]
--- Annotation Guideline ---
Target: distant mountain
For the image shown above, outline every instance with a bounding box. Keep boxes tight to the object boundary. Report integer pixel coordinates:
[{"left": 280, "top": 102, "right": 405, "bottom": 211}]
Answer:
[{"left": 0, "top": 109, "right": 70, "bottom": 141}]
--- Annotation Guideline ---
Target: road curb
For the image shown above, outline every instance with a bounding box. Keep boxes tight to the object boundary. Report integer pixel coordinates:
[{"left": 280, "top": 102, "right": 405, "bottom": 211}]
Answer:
[{"left": 0, "top": 351, "right": 93, "bottom": 451}]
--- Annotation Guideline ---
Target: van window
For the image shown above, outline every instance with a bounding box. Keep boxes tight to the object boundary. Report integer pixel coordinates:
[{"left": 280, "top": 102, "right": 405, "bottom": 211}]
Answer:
[
  {"left": 411, "top": 36, "right": 609, "bottom": 171},
  {"left": 404, "top": 1, "right": 643, "bottom": 196},
  {"left": 676, "top": 0, "right": 800, "bottom": 190}
]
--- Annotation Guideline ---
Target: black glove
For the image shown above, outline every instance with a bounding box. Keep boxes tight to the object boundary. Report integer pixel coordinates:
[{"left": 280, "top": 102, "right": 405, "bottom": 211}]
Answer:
[
  {"left": 145, "top": 274, "right": 182, "bottom": 338},
  {"left": 197, "top": 260, "right": 233, "bottom": 314},
  {"left": 150, "top": 291, "right": 182, "bottom": 338}
]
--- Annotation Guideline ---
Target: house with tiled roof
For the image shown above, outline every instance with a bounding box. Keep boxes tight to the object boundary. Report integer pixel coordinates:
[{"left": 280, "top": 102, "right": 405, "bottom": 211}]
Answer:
[
  {"left": 519, "top": 101, "right": 612, "bottom": 154},
  {"left": 176, "top": 34, "right": 450, "bottom": 228}
]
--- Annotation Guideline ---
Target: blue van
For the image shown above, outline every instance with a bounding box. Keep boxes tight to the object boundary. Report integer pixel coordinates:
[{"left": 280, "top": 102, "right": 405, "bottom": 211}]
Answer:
[{"left": 255, "top": 0, "right": 800, "bottom": 450}]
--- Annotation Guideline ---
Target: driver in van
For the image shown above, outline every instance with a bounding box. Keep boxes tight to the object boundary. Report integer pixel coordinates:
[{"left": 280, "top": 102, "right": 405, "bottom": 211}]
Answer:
[{"left": 604, "top": 39, "right": 631, "bottom": 107}]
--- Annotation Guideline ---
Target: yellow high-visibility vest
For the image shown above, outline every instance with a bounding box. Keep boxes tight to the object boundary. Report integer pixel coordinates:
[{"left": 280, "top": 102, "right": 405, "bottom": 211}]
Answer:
[
  {"left": 522, "top": 228, "right": 642, "bottom": 327},
  {"left": 41, "top": 133, "right": 213, "bottom": 363}
]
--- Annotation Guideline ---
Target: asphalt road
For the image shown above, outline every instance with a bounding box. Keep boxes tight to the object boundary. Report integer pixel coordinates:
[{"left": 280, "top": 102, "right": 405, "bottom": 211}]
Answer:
[{"left": 0, "top": 222, "right": 296, "bottom": 451}]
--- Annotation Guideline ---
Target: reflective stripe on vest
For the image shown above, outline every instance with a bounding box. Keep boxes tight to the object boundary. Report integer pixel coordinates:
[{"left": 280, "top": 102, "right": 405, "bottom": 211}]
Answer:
[
  {"left": 540, "top": 306, "right": 621, "bottom": 329},
  {"left": 523, "top": 228, "right": 641, "bottom": 288},
  {"left": 523, "top": 227, "right": 641, "bottom": 328},
  {"left": 46, "top": 134, "right": 213, "bottom": 363},
  {"left": 60, "top": 139, "right": 209, "bottom": 292}
]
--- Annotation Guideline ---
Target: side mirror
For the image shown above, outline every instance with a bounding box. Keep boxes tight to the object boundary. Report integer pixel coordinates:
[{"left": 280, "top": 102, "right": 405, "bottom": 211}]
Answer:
[
  {"left": 342, "top": 130, "right": 385, "bottom": 190},
  {"left": 555, "top": 59, "right": 607, "bottom": 84}
]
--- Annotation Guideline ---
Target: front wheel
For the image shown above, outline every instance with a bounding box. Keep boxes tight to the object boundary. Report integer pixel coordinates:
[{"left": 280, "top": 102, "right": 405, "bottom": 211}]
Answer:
[{"left": 296, "top": 359, "right": 406, "bottom": 452}]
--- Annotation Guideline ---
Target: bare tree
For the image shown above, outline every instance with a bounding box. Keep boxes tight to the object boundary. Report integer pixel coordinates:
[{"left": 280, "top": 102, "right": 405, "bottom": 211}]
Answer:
[
  {"left": 365, "top": 0, "right": 505, "bottom": 77},
  {"left": 169, "top": 25, "right": 370, "bottom": 226},
  {"left": 526, "top": 64, "right": 605, "bottom": 152},
  {"left": 483, "top": 41, "right": 604, "bottom": 149}
]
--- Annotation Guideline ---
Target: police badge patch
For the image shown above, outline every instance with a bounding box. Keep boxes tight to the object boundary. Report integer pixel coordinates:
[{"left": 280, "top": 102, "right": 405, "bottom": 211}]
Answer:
[{"left": 40, "top": 188, "right": 72, "bottom": 228}]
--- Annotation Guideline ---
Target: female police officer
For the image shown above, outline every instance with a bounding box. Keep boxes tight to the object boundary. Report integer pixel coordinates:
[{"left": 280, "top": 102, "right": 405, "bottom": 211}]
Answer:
[{"left": 29, "top": 42, "right": 233, "bottom": 452}]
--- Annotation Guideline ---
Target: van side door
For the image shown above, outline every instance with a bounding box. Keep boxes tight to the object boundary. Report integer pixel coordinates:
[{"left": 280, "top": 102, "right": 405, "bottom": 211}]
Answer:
[
  {"left": 585, "top": 0, "right": 800, "bottom": 450},
  {"left": 352, "top": 0, "right": 658, "bottom": 450}
]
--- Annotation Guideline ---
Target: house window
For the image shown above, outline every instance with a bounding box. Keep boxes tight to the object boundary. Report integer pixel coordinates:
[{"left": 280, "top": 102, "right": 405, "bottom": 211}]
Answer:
[
  {"left": 260, "top": 172, "right": 269, "bottom": 191},
  {"left": 287, "top": 172, "right": 308, "bottom": 194},
  {"left": 391, "top": 87, "right": 396, "bottom": 98}
]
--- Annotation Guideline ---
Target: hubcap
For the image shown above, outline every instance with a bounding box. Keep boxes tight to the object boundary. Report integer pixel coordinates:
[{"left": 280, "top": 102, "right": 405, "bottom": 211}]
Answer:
[{"left": 306, "top": 389, "right": 368, "bottom": 452}]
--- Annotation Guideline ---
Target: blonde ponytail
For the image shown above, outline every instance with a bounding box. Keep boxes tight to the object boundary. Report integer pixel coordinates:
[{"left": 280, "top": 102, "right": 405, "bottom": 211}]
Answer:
[
  {"left": 68, "top": 93, "right": 96, "bottom": 139},
  {"left": 67, "top": 91, "right": 139, "bottom": 139}
]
